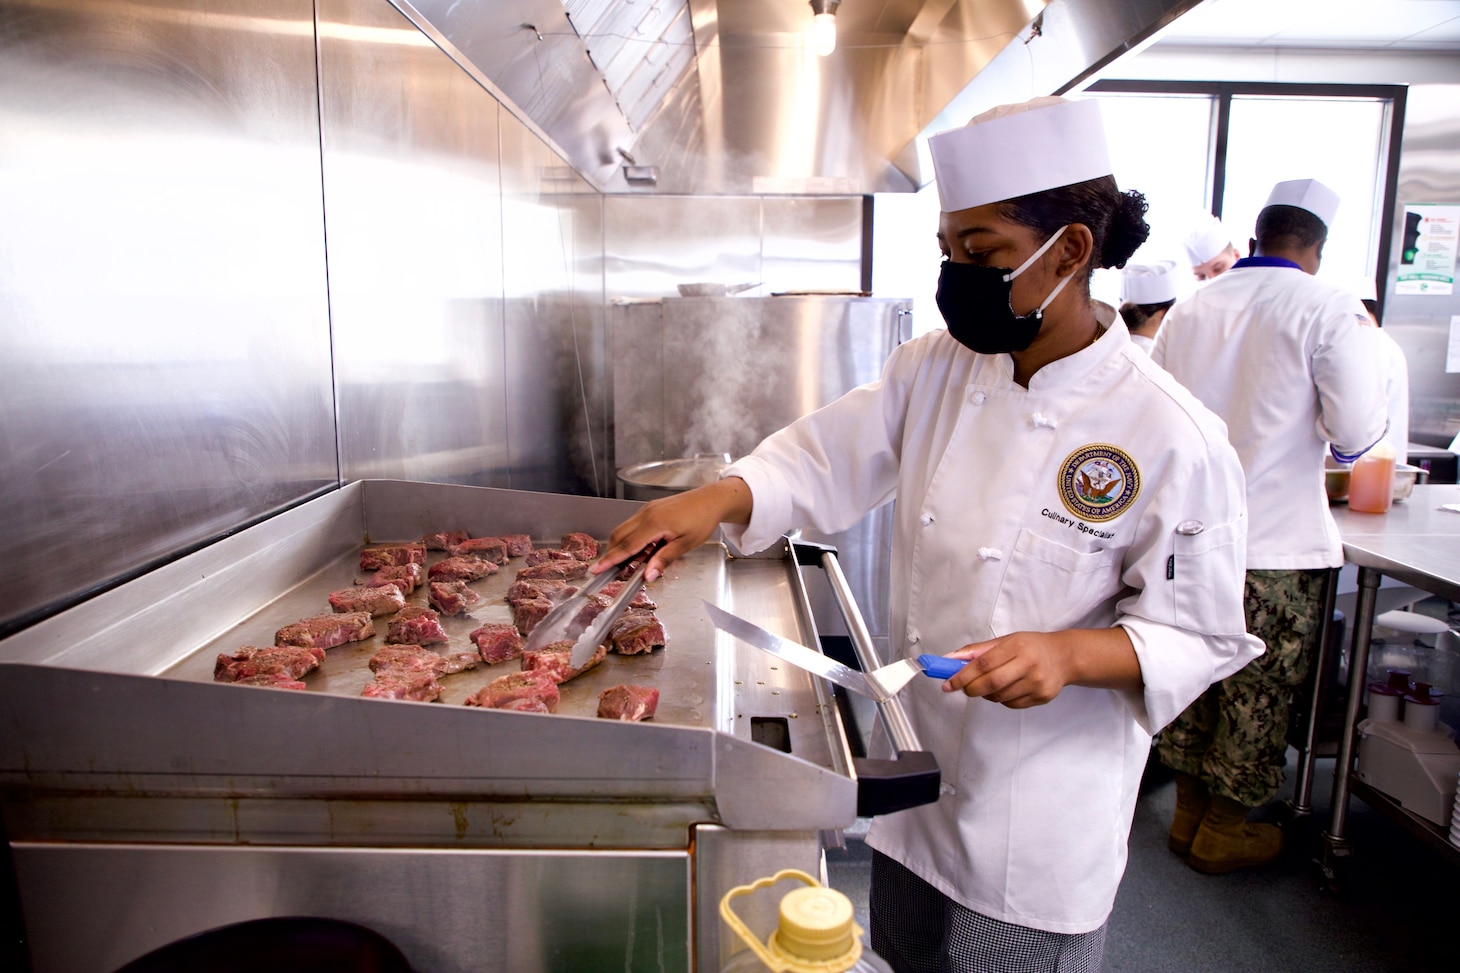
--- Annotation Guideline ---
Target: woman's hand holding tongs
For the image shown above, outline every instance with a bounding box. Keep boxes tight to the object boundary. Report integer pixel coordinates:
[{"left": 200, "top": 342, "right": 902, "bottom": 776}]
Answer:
[{"left": 591, "top": 477, "right": 754, "bottom": 582}]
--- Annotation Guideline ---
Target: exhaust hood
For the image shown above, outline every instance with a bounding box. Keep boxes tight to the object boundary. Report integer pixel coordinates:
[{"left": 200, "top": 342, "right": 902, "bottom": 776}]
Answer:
[{"left": 395, "top": 0, "right": 1204, "bottom": 195}]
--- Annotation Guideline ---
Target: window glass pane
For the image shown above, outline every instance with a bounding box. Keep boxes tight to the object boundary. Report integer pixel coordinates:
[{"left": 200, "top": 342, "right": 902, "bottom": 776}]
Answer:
[
  {"left": 1221, "top": 96, "right": 1388, "bottom": 290},
  {"left": 1087, "top": 92, "right": 1216, "bottom": 306}
]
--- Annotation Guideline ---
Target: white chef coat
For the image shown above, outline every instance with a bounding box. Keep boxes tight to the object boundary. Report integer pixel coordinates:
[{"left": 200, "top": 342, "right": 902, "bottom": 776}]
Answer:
[
  {"left": 1151, "top": 264, "right": 1387, "bottom": 570},
  {"left": 722, "top": 323, "right": 1260, "bottom": 934},
  {"left": 1363, "top": 324, "right": 1409, "bottom": 465},
  {"left": 1128, "top": 332, "right": 1156, "bottom": 355}
]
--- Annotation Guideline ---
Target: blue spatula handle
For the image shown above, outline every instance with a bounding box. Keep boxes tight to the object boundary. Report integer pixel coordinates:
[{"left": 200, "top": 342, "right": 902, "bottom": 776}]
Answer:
[{"left": 918, "top": 655, "right": 966, "bottom": 679}]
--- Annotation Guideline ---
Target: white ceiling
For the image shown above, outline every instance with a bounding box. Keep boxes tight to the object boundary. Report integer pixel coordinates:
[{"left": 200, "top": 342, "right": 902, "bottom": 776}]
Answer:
[{"left": 1158, "top": 0, "right": 1460, "bottom": 50}]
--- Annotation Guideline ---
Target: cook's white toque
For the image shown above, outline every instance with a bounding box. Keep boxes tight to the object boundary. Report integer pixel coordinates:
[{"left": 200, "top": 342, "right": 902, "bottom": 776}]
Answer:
[
  {"left": 1121, "top": 261, "right": 1180, "bottom": 304},
  {"left": 1183, "top": 218, "right": 1232, "bottom": 266},
  {"left": 930, "top": 97, "right": 1113, "bottom": 213},
  {"left": 1264, "top": 178, "right": 1340, "bottom": 227}
]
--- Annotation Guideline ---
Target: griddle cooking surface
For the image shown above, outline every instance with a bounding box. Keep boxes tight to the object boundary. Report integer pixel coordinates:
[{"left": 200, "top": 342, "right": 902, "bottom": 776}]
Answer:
[{"left": 165, "top": 540, "right": 729, "bottom": 727}]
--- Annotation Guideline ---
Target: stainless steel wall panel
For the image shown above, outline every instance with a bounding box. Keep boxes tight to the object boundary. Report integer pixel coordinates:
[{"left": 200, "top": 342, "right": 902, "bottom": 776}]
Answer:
[
  {"left": 604, "top": 194, "right": 763, "bottom": 299},
  {"left": 319, "top": 0, "right": 511, "bottom": 488},
  {"left": 762, "top": 196, "right": 865, "bottom": 293},
  {"left": 0, "top": 0, "right": 338, "bottom": 636},
  {"left": 1384, "top": 84, "right": 1460, "bottom": 447},
  {"left": 499, "top": 112, "right": 610, "bottom": 495}
]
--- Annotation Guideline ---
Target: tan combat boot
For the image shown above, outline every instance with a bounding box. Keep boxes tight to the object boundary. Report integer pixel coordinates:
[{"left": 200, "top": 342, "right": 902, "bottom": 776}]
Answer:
[
  {"left": 1168, "top": 772, "right": 1210, "bottom": 857},
  {"left": 1186, "top": 793, "right": 1283, "bottom": 875}
]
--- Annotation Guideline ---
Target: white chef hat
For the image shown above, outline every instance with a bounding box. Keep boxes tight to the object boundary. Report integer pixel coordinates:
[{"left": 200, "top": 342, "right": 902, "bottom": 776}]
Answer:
[
  {"left": 1264, "top": 178, "right": 1341, "bottom": 227},
  {"left": 929, "top": 97, "right": 1113, "bottom": 213},
  {"left": 1120, "top": 261, "right": 1180, "bottom": 304},
  {"left": 1183, "top": 218, "right": 1232, "bottom": 266}
]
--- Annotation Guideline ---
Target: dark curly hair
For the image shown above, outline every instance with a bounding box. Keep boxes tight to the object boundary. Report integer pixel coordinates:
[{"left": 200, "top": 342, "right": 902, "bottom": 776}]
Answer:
[{"left": 995, "top": 176, "right": 1151, "bottom": 286}]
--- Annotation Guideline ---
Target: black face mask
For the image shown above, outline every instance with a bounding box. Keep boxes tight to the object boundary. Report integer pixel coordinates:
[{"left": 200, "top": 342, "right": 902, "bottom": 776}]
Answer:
[{"left": 936, "top": 225, "right": 1072, "bottom": 355}]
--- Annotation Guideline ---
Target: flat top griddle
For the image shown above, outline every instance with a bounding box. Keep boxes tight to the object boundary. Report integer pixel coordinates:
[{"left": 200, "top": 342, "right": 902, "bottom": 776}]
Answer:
[{"left": 163, "top": 538, "right": 730, "bottom": 726}]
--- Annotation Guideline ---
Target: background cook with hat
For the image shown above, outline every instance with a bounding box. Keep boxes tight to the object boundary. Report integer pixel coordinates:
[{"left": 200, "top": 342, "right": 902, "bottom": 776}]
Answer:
[
  {"left": 1184, "top": 216, "right": 1241, "bottom": 281},
  {"left": 1118, "top": 260, "right": 1180, "bottom": 353},
  {"left": 594, "top": 96, "right": 1259, "bottom": 973},
  {"left": 1151, "top": 178, "right": 1388, "bottom": 876}
]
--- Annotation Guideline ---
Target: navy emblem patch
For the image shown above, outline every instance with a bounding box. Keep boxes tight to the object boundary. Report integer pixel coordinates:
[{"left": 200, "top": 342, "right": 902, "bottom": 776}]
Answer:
[{"left": 1058, "top": 444, "right": 1141, "bottom": 523}]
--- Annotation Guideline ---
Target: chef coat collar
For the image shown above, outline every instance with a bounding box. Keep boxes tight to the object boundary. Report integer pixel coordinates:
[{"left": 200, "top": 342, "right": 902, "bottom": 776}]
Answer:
[
  {"left": 1231, "top": 256, "right": 1302, "bottom": 271},
  {"left": 1021, "top": 317, "right": 1130, "bottom": 392}
]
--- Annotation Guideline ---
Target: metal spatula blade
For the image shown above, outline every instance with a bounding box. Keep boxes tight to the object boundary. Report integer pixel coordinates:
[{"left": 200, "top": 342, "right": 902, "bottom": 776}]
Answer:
[{"left": 703, "top": 602, "right": 964, "bottom": 700}]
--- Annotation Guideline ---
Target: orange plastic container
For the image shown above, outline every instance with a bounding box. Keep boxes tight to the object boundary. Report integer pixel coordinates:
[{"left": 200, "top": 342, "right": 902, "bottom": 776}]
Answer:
[{"left": 1347, "top": 441, "right": 1396, "bottom": 514}]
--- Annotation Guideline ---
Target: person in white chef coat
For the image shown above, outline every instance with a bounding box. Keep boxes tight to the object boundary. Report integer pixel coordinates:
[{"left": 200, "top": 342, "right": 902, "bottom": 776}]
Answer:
[
  {"left": 1151, "top": 178, "right": 1388, "bottom": 875},
  {"left": 1353, "top": 279, "right": 1409, "bottom": 465},
  {"left": 1116, "top": 260, "right": 1180, "bottom": 354},
  {"left": 1184, "top": 216, "right": 1241, "bottom": 282},
  {"left": 595, "top": 97, "right": 1259, "bottom": 973}
]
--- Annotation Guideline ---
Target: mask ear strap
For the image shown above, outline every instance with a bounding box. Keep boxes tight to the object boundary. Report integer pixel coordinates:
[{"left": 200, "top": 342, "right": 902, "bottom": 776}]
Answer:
[
  {"left": 1034, "top": 269, "right": 1074, "bottom": 314},
  {"left": 1004, "top": 224, "right": 1070, "bottom": 282}
]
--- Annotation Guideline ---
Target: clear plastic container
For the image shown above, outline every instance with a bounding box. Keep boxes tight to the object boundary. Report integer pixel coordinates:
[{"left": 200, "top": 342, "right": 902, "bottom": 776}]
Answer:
[
  {"left": 720, "top": 869, "right": 893, "bottom": 973},
  {"left": 1348, "top": 440, "right": 1396, "bottom": 514}
]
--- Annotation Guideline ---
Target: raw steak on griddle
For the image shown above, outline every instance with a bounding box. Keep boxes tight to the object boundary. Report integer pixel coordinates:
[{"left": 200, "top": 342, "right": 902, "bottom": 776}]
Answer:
[
  {"left": 385, "top": 605, "right": 448, "bottom": 645},
  {"left": 359, "top": 543, "right": 426, "bottom": 570},
  {"left": 464, "top": 670, "right": 560, "bottom": 712},
  {"left": 214, "top": 645, "right": 325, "bottom": 683},
  {"left": 275, "top": 612, "right": 375, "bottom": 650},
  {"left": 469, "top": 623, "right": 525, "bottom": 664},
  {"left": 367, "top": 563, "right": 422, "bottom": 595},
  {"left": 501, "top": 534, "right": 533, "bottom": 557},
  {"left": 369, "top": 644, "right": 478, "bottom": 676},
  {"left": 422, "top": 530, "right": 469, "bottom": 551},
  {"left": 428, "top": 580, "right": 481, "bottom": 616},
  {"left": 609, "top": 610, "right": 666, "bottom": 656},
  {"left": 521, "top": 639, "right": 608, "bottom": 684},
  {"left": 361, "top": 669, "right": 442, "bottom": 702},
  {"left": 515, "top": 559, "right": 588, "bottom": 582},
  {"left": 328, "top": 585, "right": 406, "bottom": 617},
  {"left": 560, "top": 532, "right": 599, "bottom": 560},
  {"left": 428, "top": 555, "right": 498, "bottom": 583},
  {"left": 597, "top": 684, "right": 659, "bottom": 721},
  {"left": 449, "top": 536, "right": 509, "bottom": 565}
]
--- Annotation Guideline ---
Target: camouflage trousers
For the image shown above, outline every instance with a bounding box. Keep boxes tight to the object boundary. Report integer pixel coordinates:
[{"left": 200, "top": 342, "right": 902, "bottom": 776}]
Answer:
[{"left": 1156, "top": 568, "right": 1329, "bottom": 808}]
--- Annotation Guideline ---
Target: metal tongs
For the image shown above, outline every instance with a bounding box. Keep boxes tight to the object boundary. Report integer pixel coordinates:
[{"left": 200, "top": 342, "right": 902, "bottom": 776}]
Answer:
[{"left": 523, "top": 542, "right": 662, "bottom": 668}]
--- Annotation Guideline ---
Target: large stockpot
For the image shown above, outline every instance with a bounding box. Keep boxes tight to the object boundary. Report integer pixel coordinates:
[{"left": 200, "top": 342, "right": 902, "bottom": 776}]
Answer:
[{"left": 618, "top": 453, "right": 732, "bottom": 501}]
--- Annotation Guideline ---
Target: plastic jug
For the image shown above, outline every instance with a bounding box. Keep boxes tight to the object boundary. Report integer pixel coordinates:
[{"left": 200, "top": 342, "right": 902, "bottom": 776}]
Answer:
[
  {"left": 1347, "top": 440, "right": 1396, "bottom": 514},
  {"left": 720, "top": 869, "right": 892, "bottom": 973}
]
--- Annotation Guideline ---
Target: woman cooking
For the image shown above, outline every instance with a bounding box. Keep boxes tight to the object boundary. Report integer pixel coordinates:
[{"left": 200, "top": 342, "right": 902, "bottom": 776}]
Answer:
[{"left": 593, "top": 97, "right": 1260, "bottom": 973}]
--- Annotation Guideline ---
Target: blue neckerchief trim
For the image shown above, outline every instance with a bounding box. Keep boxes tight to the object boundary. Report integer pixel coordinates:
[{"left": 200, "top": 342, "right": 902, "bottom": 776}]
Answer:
[{"left": 1232, "top": 256, "right": 1303, "bottom": 271}]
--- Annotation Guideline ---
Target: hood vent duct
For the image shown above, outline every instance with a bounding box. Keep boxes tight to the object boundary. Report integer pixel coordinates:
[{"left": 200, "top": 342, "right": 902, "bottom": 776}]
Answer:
[{"left": 395, "top": 0, "right": 1202, "bottom": 196}]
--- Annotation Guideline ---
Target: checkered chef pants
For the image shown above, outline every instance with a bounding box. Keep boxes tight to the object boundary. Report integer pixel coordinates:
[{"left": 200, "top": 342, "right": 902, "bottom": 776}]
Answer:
[{"left": 869, "top": 852, "right": 1107, "bottom": 973}]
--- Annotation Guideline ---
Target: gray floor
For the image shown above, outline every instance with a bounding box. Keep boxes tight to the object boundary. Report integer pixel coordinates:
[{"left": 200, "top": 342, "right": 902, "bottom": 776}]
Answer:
[{"left": 827, "top": 752, "right": 1460, "bottom": 972}]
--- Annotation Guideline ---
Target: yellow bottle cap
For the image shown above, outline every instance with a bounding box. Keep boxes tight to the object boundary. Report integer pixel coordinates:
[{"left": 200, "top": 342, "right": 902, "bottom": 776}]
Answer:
[{"left": 775, "top": 886, "right": 856, "bottom": 961}]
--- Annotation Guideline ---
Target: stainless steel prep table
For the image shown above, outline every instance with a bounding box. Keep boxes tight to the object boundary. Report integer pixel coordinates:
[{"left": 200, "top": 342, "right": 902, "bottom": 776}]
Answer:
[
  {"left": 1318, "top": 484, "right": 1460, "bottom": 883},
  {"left": 0, "top": 480, "right": 936, "bottom": 973}
]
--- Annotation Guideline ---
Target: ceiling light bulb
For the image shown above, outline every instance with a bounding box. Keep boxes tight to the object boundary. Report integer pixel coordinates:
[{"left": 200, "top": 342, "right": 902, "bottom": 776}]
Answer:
[
  {"left": 808, "top": 0, "right": 839, "bottom": 57},
  {"left": 811, "top": 12, "right": 836, "bottom": 56}
]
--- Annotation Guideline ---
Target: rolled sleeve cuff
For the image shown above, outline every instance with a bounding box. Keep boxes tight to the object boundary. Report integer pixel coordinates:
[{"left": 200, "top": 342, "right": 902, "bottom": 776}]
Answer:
[
  {"left": 719, "top": 457, "right": 794, "bottom": 555},
  {"left": 1120, "top": 619, "right": 1264, "bottom": 733}
]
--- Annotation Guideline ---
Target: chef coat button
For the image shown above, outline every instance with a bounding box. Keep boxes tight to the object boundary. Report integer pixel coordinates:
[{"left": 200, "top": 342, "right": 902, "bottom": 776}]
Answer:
[
  {"left": 970, "top": 391, "right": 986, "bottom": 405},
  {"left": 920, "top": 513, "right": 934, "bottom": 526},
  {"left": 908, "top": 631, "right": 921, "bottom": 645},
  {"left": 1176, "top": 520, "right": 1205, "bottom": 536},
  {"left": 940, "top": 782, "right": 957, "bottom": 796}
]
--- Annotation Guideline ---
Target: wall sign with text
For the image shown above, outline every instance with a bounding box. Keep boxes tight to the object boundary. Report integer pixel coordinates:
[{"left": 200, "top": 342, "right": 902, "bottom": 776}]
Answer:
[{"left": 1397, "top": 203, "right": 1459, "bottom": 296}]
